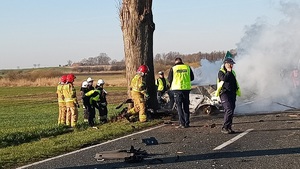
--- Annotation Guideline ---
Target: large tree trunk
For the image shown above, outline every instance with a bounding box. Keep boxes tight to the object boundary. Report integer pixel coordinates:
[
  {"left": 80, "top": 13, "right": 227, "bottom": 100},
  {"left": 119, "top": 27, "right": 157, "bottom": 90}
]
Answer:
[{"left": 120, "top": 0, "right": 157, "bottom": 109}]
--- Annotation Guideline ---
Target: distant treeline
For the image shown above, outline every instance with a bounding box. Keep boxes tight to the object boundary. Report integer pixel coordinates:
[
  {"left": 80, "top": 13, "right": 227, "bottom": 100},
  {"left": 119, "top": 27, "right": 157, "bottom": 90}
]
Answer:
[{"left": 72, "top": 50, "right": 234, "bottom": 67}]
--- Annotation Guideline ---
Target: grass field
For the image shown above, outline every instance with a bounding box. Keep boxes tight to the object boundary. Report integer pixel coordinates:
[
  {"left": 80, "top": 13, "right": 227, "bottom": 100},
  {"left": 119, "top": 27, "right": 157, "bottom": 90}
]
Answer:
[{"left": 0, "top": 75, "right": 164, "bottom": 168}]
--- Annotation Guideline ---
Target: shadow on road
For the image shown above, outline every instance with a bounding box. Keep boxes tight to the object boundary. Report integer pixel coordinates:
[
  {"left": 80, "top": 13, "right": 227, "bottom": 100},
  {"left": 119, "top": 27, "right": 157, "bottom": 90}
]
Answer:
[{"left": 58, "top": 147, "right": 300, "bottom": 169}]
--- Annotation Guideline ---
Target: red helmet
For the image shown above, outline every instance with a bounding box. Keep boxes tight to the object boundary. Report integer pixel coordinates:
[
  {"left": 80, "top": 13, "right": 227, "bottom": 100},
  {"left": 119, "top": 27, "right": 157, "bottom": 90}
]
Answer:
[
  {"left": 60, "top": 75, "right": 67, "bottom": 83},
  {"left": 137, "top": 65, "right": 149, "bottom": 74},
  {"left": 66, "top": 74, "right": 76, "bottom": 83}
]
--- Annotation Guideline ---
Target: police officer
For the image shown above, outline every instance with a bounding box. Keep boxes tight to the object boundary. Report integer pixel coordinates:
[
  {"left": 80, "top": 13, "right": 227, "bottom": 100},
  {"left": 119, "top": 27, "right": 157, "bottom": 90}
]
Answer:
[
  {"left": 168, "top": 58, "right": 194, "bottom": 128},
  {"left": 127, "top": 65, "right": 149, "bottom": 122},
  {"left": 215, "top": 57, "right": 241, "bottom": 134}
]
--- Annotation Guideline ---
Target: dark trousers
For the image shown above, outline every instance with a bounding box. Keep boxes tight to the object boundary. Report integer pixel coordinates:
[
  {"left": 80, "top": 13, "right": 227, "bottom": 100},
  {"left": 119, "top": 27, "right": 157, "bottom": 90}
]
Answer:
[
  {"left": 168, "top": 90, "right": 175, "bottom": 109},
  {"left": 86, "top": 105, "right": 95, "bottom": 127},
  {"left": 97, "top": 104, "right": 108, "bottom": 122},
  {"left": 173, "top": 90, "right": 190, "bottom": 127},
  {"left": 157, "top": 91, "right": 165, "bottom": 104},
  {"left": 220, "top": 93, "right": 236, "bottom": 129}
]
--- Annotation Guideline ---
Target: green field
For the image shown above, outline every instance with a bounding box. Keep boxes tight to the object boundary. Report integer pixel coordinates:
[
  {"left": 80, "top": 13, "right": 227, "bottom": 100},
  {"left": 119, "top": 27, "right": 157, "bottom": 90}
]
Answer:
[{"left": 0, "top": 86, "right": 162, "bottom": 169}]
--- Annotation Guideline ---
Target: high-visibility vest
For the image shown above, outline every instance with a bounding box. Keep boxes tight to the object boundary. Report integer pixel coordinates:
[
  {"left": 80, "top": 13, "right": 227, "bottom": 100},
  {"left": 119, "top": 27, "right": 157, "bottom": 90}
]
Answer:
[
  {"left": 85, "top": 89, "right": 100, "bottom": 104},
  {"left": 130, "top": 74, "right": 146, "bottom": 94},
  {"left": 56, "top": 83, "right": 65, "bottom": 103},
  {"left": 170, "top": 64, "right": 192, "bottom": 90},
  {"left": 155, "top": 78, "right": 169, "bottom": 92},
  {"left": 215, "top": 68, "right": 241, "bottom": 97}
]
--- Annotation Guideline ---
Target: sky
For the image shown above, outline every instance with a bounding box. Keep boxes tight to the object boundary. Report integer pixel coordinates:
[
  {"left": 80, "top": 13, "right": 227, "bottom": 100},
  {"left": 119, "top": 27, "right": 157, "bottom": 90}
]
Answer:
[
  {"left": 192, "top": 0, "right": 300, "bottom": 114},
  {"left": 0, "top": 0, "right": 288, "bottom": 69}
]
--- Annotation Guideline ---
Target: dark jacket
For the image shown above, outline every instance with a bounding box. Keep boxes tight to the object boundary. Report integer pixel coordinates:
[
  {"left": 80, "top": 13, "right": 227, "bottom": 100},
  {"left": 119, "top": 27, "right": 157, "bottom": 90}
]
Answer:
[{"left": 218, "top": 66, "right": 238, "bottom": 95}]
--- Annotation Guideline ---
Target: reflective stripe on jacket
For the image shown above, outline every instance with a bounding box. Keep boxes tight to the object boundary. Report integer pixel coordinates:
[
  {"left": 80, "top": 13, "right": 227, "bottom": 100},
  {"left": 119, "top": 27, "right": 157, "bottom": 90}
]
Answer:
[
  {"left": 215, "top": 68, "right": 241, "bottom": 97},
  {"left": 170, "top": 64, "right": 191, "bottom": 90},
  {"left": 130, "top": 74, "right": 146, "bottom": 94},
  {"left": 85, "top": 89, "right": 100, "bottom": 104},
  {"left": 63, "top": 83, "right": 77, "bottom": 103},
  {"left": 56, "top": 83, "right": 65, "bottom": 103}
]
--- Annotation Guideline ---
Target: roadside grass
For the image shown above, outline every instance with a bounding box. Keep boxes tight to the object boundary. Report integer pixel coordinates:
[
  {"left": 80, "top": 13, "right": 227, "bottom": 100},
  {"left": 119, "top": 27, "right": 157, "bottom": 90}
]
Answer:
[{"left": 0, "top": 86, "right": 163, "bottom": 169}]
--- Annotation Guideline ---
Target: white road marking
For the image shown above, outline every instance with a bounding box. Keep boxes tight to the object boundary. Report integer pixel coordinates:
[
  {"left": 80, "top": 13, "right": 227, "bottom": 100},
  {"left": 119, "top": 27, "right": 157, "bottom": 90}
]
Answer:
[
  {"left": 16, "top": 124, "right": 166, "bottom": 169},
  {"left": 213, "top": 128, "right": 254, "bottom": 151}
]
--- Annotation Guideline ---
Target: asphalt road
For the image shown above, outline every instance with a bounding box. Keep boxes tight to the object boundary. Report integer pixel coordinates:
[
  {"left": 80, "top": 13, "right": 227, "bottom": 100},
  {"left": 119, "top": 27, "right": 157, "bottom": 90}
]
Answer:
[{"left": 18, "top": 111, "right": 300, "bottom": 169}]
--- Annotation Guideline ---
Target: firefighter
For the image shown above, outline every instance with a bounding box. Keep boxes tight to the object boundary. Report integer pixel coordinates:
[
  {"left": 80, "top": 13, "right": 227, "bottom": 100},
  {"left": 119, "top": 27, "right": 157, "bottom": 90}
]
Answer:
[
  {"left": 126, "top": 65, "right": 149, "bottom": 122},
  {"left": 168, "top": 58, "right": 194, "bottom": 128},
  {"left": 155, "top": 71, "right": 170, "bottom": 107},
  {"left": 85, "top": 88, "right": 101, "bottom": 128},
  {"left": 95, "top": 79, "right": 108, "bottom": 123},
  {"left": 80, "top": 81, "right": 89, "bottom": 122},
  {"left": 215, "top": 57, "right": 241, "bottom": 134},
  {"left": 87, "top": 77, "right": 95, "bottom": 91},
  {"left": 63, "top": 73, "right": 80, "bottom": 127},
  {"left": 57, "top": 75, "right": 67, "bottom": 125}
]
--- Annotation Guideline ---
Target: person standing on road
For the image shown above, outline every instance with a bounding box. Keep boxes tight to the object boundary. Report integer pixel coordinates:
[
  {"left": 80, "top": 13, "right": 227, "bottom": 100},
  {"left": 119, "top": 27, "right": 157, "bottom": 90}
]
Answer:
[
  {"left": 168, "top": 58, "right": 194, "bottom": 128},
  {"left": 63, "top": 74, "right": 80, "bottom": 127},
  {"left": 95, "top": 79, "right": 108, "bottom": 123},
  {"left": 57, "top": 75, "right": 67, "bottom": 125},
  {"left": 126, "top": 65, "right": 149, "bottom": 122},
  {"left": 215, "top": 57, "right": 241, "bottom": 134}
]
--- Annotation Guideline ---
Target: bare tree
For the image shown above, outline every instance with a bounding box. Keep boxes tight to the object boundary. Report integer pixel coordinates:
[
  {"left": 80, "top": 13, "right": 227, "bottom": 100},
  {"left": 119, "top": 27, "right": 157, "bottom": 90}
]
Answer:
[
  {"left": 67, "top": 60, "right": 73, "bottom": 67},
  {"left": 119, "top": 0, "right": 156, "bottom": 108}
]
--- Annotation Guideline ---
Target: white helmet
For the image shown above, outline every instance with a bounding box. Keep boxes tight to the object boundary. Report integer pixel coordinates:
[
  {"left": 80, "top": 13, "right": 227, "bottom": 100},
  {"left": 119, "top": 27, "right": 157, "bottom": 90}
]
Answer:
[
  {"left": 81, "top": 81, "right": 88, "bottom": 88},
  {"left": 87, "top": 77, "right": 93, "bottom": 82},
  {"left": 97, "top": 79, "right": 105, "bottom": 86}
]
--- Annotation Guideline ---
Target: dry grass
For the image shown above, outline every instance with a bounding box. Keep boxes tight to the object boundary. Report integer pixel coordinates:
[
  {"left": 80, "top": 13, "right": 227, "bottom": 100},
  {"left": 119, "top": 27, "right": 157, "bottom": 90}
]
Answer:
[
  {"left": 0, "top": 78, "right": 59, "bottom": 87},
  {"left": 0, "top": 73, "right": 127, "bottom": 87}
]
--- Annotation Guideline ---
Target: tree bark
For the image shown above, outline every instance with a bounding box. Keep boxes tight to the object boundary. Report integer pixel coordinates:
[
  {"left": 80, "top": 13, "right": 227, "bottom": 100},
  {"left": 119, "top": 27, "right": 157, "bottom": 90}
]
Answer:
[{"left": 120, "top": 0, "right": 157, "bottom": 109}]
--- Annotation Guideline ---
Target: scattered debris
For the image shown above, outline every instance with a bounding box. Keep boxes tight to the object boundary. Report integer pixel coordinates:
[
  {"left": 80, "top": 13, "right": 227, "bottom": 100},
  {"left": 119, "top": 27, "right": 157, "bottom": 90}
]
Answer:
[
  {"left": 142, "top": 137, "right": 158, "bottom": 145},
  {"left": 95, "top": 146, "right": 148, "bottom": 163},
  {"left": 204, "top": 123, "right": 216, "bottom": 128}
]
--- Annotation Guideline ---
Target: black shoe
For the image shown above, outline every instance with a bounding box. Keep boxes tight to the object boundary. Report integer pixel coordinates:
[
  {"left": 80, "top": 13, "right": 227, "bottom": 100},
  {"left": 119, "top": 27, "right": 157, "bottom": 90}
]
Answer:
[{"left": 228, "top": 128, "right": 236, "bottom": 134}]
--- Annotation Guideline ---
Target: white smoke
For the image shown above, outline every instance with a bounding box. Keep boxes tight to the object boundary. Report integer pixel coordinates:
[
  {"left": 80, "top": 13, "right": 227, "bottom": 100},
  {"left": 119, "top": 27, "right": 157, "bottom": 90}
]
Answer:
[
  {"left": 192, "top": 59, "right": 223, "bottom": 86},
  {"left": 235, "top": 1, "right": 300, "bottom": 114},
  {"left": 193, "top": 1, "right": 300, "bottom": 114}
]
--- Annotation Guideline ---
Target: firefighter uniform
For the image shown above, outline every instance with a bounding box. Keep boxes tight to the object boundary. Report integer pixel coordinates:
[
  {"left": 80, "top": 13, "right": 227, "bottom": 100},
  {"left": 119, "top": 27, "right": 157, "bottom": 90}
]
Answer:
[
  {"left": 85, "top": 89, "right": 100, "bottom": 127},
  {"left": 96, "top": 87, "right": 108, "bottom": 123},
  {"left": 63, "top": 83, "right": 79, "bottom": 127},
  {"left": 57, "top": 82, "right": 66, "bottom": 125},
  {"left": 128, "top": 74, "right": 148, "bottom": 122},
  {"left": 80, "top": 81, "right": 90, "bottom": 122}
]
